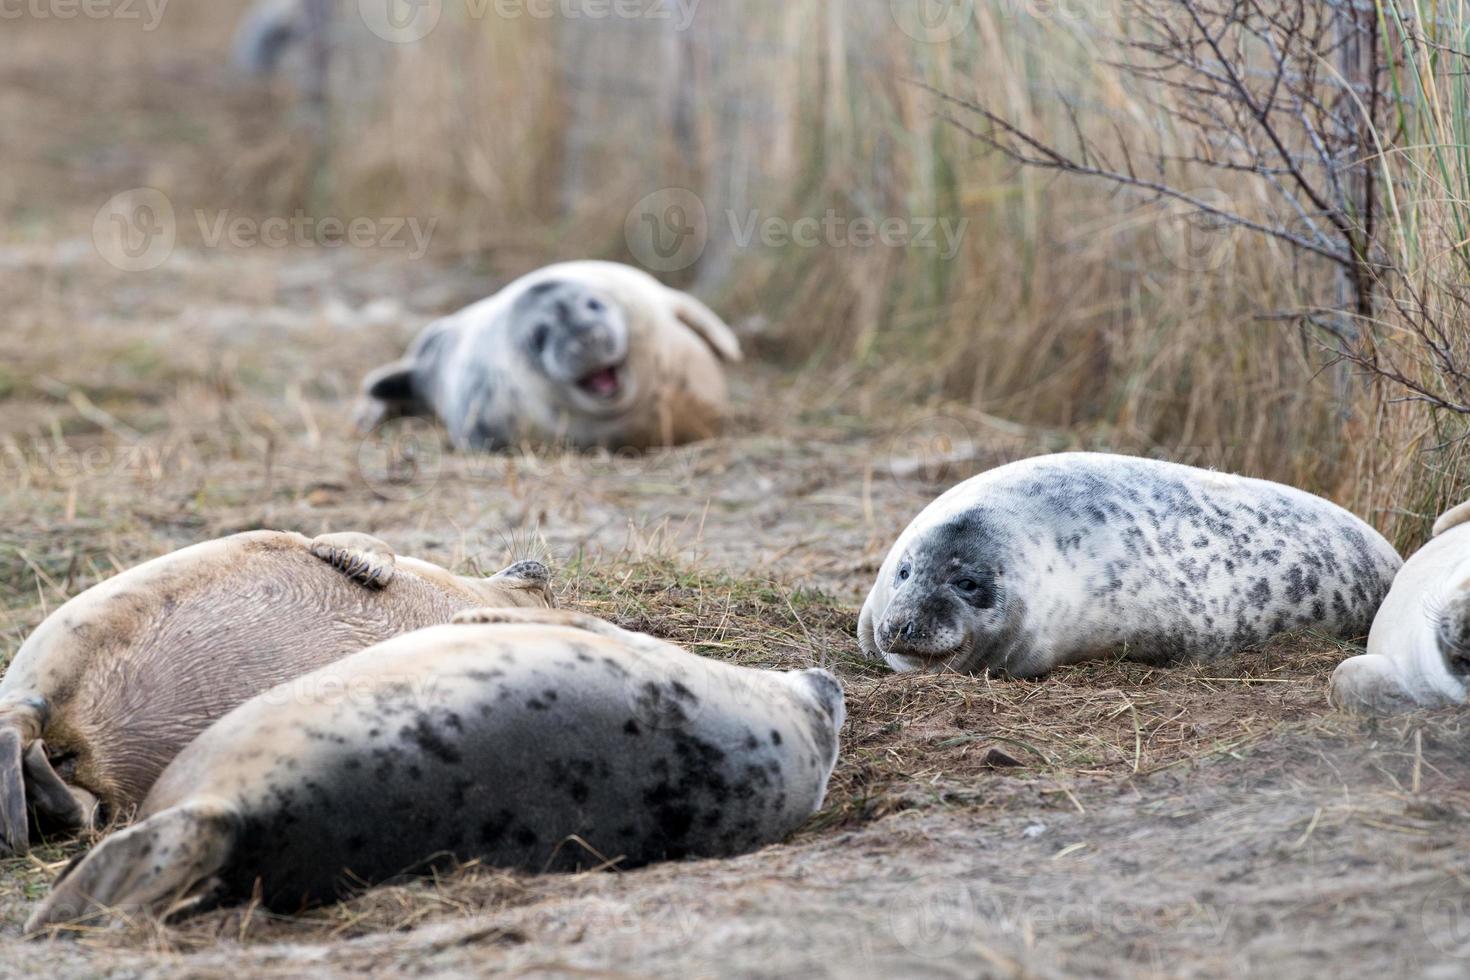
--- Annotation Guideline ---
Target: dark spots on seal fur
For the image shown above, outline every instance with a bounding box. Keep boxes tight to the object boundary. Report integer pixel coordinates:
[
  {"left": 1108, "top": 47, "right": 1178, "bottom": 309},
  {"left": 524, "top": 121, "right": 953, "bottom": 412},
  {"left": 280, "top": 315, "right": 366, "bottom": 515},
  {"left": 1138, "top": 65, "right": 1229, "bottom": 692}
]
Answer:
[
  {"left": 624, "top": 719, "right": 641, "bottom": 736},
  {"left": 400, "top": 712, "right": 463, "bottom": 765}
]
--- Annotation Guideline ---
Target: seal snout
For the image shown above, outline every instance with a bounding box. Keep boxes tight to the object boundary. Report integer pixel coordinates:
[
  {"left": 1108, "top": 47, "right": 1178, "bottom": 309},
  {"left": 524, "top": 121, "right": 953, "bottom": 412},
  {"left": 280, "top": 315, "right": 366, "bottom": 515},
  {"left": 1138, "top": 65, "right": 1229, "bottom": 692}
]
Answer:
[{"left": 876, "top": 612, "right": 963, "bottom": 662}]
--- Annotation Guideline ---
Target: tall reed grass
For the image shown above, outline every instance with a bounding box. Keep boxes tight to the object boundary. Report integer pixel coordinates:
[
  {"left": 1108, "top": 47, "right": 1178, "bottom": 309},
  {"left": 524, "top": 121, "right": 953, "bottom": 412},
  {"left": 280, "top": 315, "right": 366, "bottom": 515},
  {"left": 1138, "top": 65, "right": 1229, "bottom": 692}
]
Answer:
[{"left": 7, "top": 0, "right": 1468, "bottom": 545}]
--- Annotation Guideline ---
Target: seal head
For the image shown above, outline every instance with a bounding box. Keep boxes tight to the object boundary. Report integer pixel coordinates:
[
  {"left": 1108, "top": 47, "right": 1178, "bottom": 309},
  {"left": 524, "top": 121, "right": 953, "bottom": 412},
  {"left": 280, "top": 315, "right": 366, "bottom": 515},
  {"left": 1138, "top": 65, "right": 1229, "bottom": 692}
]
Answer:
[
  {"left": 870, "top": 513, "right": 1026, "bottom": 675},
  {"left": 512, "top": 279, "right": 636, "bottom": 417}
]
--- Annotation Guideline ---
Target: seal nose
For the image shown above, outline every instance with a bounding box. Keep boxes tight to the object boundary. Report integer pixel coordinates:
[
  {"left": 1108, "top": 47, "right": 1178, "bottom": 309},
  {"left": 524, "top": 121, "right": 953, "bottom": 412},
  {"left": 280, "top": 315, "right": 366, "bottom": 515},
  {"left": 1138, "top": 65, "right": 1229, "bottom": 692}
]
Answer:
[{"left": 879, "top": 618, "right": 922, "bottom": 652}]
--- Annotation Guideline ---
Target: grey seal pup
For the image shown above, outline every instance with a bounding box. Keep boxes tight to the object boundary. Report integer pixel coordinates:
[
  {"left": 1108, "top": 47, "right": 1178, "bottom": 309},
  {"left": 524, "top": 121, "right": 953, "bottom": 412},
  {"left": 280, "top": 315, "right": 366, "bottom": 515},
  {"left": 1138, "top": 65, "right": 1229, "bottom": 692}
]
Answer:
[
  {"left": 859, "top": 452, "right": 1401, "bottom": 677},
  {"left": 1331, "top": 500, "right": 1470, "bottom": 713},
  {"left": 0, "top": 530, "right": 552, "bottom": 854},
  {"left": 357, "top": 260, "right": 742, "bottom": 450},
  {"left": 25, "top": 608, "right": 844, "bottom": 931}
]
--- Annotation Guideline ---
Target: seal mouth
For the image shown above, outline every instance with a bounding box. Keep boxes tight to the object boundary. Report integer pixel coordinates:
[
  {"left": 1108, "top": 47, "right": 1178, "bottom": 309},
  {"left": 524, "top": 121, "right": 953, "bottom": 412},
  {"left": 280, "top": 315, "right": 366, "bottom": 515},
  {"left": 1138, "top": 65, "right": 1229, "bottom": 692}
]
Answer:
[{"left": 575, "top": 363, "right": 624, "bottom": 400}]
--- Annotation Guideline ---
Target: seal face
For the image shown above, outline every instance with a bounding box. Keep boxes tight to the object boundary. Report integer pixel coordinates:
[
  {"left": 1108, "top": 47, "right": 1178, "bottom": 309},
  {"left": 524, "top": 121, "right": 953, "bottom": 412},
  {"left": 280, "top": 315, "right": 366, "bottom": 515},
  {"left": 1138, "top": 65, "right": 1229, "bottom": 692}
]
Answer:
[
  {"left": 512, "top": 279, "right": 636, "bottom": 417},
  {"left": 25, "top": 610, "right": 844, "bottom": 931},
  {"left": 0, "top": 531, "right": 553, "bottom": 854},
  {"left": 1330, "top": 500, "right": 1470, "bottom": 714},
  {"left": 356, "top": 260, "right": 743, "bottom": 451},
  {"left": 859, "top": 452, "right": 1403, "bottom": 677}
]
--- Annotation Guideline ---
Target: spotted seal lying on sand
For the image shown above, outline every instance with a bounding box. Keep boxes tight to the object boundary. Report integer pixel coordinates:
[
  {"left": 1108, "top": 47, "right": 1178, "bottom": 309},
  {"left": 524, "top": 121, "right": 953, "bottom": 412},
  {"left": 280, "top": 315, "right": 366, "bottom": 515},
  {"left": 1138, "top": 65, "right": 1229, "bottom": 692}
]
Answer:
[
  {"left": 25, "top": 608, "right": 844, "bottom": 931},
  {"left": 356, "top": 260, "right": 743, "bottom": 450},
  {"left": 859, "top": 452, "right": 1402, "bottom": 677},
  {"left": 1330, "top": 500, "right": 1470, "bottom": 713},
  {"left": 0, "top": 531, "right": 552, "bottom": 854}
]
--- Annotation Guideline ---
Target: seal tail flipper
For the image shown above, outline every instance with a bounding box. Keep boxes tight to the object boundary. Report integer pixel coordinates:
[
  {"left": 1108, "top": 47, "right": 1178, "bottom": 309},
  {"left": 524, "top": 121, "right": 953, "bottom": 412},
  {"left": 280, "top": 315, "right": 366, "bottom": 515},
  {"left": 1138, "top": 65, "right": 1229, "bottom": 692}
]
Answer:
[
  {"left": 25, "top": 799, "right": 238, "bottom": 935},
  {"left": 310, "top": 532, "right": 397, "bottom": 589},
  {"left": 1433, "top": 499, "right": 1470, "bottom": 538},
  {"left": 668, "top": 291, "right": 743, "bottom": 363}
]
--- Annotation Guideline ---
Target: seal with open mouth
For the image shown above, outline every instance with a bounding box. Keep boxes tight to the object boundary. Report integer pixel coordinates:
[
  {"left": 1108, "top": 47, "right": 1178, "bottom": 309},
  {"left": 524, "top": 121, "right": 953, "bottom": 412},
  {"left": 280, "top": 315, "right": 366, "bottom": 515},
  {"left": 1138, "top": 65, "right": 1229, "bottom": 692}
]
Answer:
[
  {"left": 859, "top": 452, "right": 1401, "bottom": 677},
  {"left": 356, "top": 260, "right": 742, "bottom": 451}
]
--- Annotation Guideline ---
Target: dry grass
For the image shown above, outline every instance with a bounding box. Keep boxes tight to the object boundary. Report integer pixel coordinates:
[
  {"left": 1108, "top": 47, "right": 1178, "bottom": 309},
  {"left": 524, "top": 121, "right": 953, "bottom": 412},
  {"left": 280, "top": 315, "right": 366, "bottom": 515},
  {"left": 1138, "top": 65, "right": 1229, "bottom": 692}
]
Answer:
[{"left": 5, "top": 5, "right": 1470, "bottom": 977}]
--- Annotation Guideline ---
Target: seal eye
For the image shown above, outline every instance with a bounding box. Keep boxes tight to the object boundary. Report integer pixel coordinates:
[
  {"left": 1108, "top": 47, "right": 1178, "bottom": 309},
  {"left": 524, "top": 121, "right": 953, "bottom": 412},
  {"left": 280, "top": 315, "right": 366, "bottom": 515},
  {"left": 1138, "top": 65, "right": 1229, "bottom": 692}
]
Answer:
[
  {"left": 897, "top": 563, "right": 911, "bottom": 583},
  {"left": 954, "top": 578, "right": 979, "bottom": 593},
  {"left": 586, "top": 298, "right": 604, "bottom": 313},
  {"left": 530, "top": 323, "right": 552, "bottom": 354}
]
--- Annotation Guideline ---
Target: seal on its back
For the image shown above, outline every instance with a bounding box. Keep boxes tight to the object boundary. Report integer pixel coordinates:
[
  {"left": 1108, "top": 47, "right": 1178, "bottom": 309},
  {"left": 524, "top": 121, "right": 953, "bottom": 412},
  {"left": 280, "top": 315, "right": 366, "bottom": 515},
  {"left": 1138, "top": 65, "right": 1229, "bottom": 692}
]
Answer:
[
  {"left": 0, "top": 530, "right": 553, "bottom": 854},
  {"left": 25, "top": 609, "right": 845, "bottom": 931},
  {"left": 356, "top": 260, "right": 743, "bottom": 451},
  {"left": 859, "top": 452, "right": 1402, "bottom": 677},
  {"left": 1330, "top": 500, "right": 1470, "bottom": 713}
]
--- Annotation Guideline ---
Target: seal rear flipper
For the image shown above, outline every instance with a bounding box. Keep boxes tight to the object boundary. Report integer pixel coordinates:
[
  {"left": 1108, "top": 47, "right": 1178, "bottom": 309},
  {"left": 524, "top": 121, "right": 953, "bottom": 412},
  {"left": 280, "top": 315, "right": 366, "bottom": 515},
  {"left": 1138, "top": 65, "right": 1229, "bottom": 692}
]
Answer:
[
  {"left": 310, "top": 532, "right": 397, "bottom": 589},
  {"left": 25, "top": 799, "right": 238, "bottom": 935},
  {"left": 1433, "top": 499, "right": 1470, "bottom": 538},
  {"left": 668, "top": 292, "right": 743, "bottom": 363}
]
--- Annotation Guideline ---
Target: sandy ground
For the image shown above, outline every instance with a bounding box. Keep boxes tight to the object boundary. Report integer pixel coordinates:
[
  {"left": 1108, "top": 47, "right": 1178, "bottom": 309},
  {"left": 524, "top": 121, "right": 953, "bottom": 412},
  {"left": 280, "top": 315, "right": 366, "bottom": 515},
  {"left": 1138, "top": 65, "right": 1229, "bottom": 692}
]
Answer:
[{"left": 2, "top": 241, "right": 1470, "bottom": 979}]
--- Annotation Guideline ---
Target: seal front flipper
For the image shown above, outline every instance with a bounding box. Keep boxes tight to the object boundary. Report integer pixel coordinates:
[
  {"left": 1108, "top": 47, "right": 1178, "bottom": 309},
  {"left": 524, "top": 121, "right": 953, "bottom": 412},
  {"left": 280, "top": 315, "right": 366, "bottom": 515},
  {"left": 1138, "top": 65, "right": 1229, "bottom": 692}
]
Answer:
[
  {"left": 309, "top": 532, "right": 396, "bottom": 589},
  {"left": 23, "top": 741, "right": 98, "bottom": 838},
  {"left": 0, "top": 696, "right": 48, "bottom": 856},
  {"left": 25, "top": 799, "right": 238, "bottom": 935}
]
